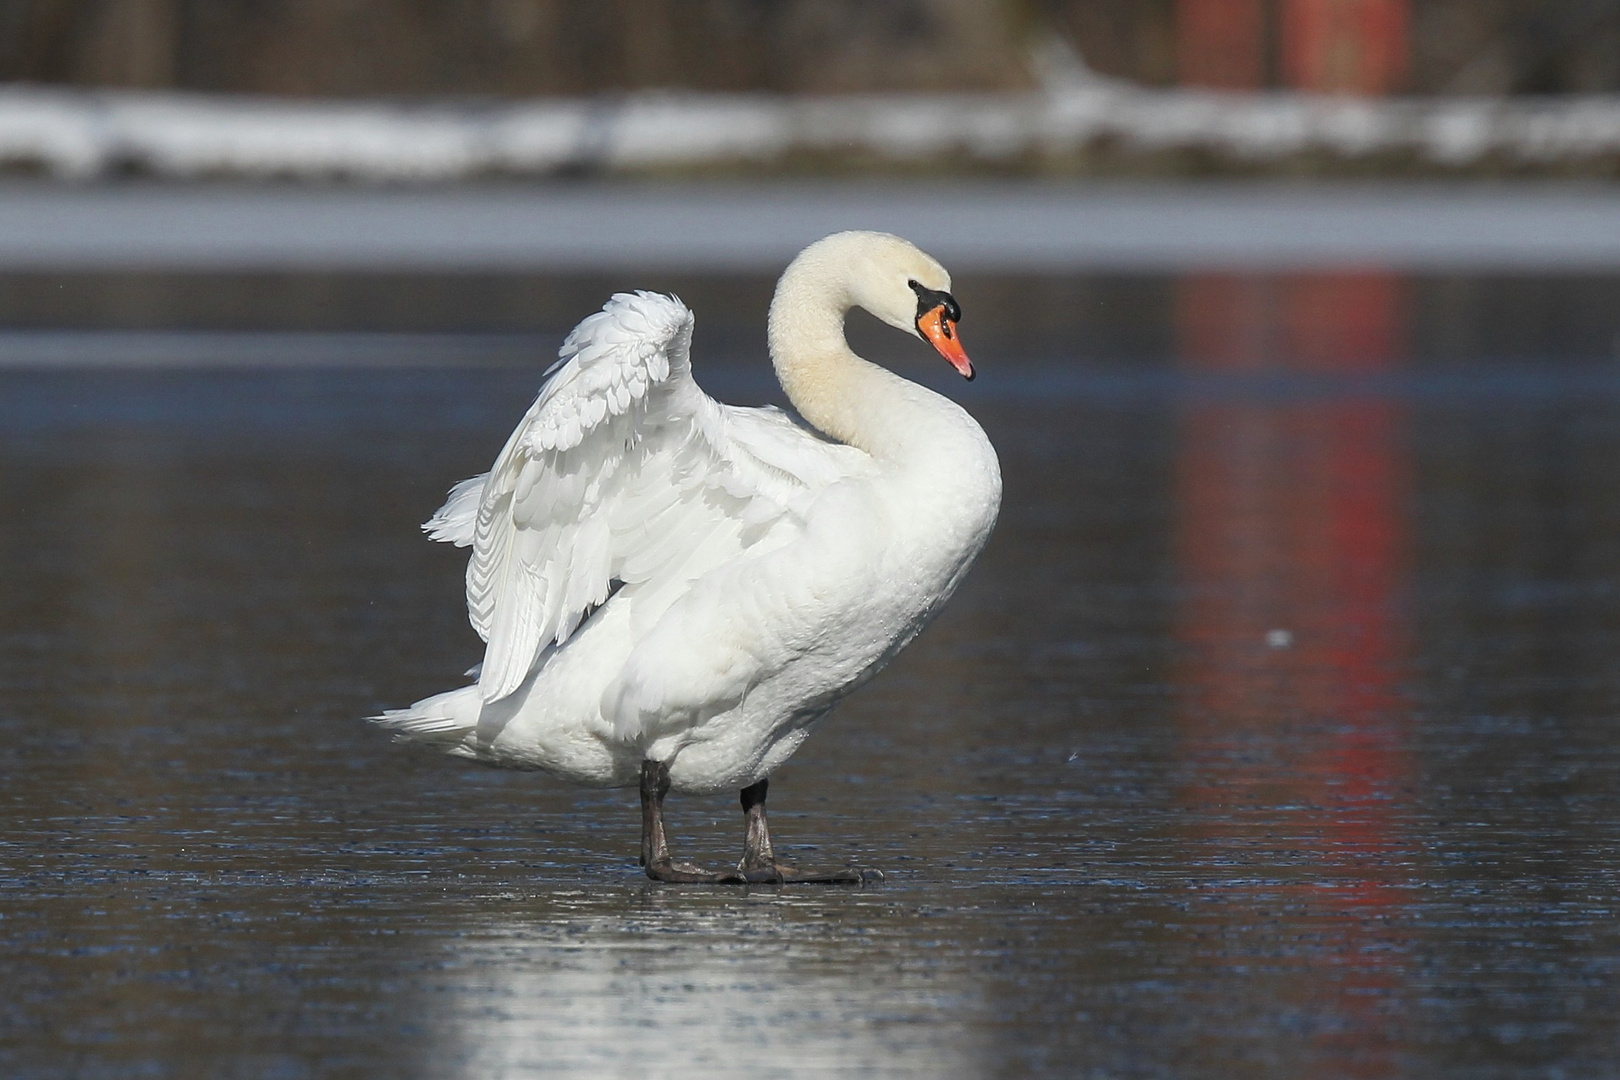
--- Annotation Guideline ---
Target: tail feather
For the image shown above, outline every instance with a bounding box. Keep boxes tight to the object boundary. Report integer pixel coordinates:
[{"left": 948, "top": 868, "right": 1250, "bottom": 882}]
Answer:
[{"left": 371, "top": 684, "right": 483, "bottom": 755}]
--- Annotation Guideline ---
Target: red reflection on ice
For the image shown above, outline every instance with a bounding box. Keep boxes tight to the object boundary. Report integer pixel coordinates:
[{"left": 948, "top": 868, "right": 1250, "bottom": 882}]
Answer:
[{"left": 1174, "top": 271, "right": 1412, "bottom": 1072}]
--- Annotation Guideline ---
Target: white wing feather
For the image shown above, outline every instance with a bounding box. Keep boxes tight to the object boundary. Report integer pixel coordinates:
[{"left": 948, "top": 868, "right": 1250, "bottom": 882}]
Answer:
[
  {"left": 422, "top": 474, "right": 485, "bottom": 547},
  {"left": 424, "top": 291, "right": 868, "bottom": 704}
]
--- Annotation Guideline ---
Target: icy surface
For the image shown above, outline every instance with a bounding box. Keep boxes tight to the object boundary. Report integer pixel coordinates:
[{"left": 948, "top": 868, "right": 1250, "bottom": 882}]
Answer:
[{"left": 4, "top": 182, "right": 1620, "bottom": 272}]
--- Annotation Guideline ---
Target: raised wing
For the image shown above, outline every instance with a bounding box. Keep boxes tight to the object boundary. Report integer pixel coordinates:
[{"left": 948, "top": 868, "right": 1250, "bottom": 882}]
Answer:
[{"left": 425, "top": 291, "right": 867, "bottom": 703}]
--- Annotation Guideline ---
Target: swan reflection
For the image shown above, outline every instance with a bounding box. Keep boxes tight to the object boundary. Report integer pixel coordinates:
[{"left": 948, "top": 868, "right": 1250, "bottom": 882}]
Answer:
[{"left": 430, "top": 890, "right": 982, "bottom": 1079}]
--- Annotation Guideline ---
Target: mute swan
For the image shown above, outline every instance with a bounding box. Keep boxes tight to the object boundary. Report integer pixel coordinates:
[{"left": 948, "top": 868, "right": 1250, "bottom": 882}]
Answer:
[{"left": 378, "top": 231, "right": 1001, "bottom": 883}]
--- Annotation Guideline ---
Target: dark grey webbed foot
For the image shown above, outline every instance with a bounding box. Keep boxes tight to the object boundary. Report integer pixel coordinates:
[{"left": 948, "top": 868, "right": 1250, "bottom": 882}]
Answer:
[
  {"left": 734, "top": 777, "right": 882, "bottom": 886},
  {"left": 645, "top": 859, "right": 745, "bottom": 884},
  {"left": 738, "top": 863, "right": 882, "bottom": 886}
]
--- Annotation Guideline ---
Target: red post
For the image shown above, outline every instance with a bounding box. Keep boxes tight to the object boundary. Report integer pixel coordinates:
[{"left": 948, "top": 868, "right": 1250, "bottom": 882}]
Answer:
[
  {"left": 1177, "top": 0, "right": 1410, "bottom": 93},
  {"left": 1281, "top": 0, "right": 1409, "bottom": 94},
  {"left": 1176, "top": 0, "right": 1268, "bottom": 89}
]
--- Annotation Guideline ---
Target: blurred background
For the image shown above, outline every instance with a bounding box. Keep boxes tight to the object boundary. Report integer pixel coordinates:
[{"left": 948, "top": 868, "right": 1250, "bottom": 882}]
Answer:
[
  {"left": 6, "top": 0, "right": 1620, "bottom": 97},
  {"left": 5, "top": 0, "right": 1620, "bottom": 179},
  {"left": 5, "top": 3, "right": 1620, "bottom": 1080}
]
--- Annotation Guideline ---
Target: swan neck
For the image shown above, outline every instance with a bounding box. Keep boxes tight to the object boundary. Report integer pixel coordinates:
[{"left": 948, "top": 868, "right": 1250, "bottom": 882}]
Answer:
[{"left": 767, "top": 262, "right": 890, "bottom": 450}]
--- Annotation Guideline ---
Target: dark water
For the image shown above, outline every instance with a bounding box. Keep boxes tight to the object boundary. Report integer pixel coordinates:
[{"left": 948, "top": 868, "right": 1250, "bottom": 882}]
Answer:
[{"left": 4, "top": 272, "right": 1620, "bottom": 1078}]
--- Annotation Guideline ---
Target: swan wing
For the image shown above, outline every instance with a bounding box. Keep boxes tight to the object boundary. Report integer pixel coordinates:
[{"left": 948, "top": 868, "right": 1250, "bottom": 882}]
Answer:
[{"left": 424, "top": 290, "right": 867, "bottom": 704}]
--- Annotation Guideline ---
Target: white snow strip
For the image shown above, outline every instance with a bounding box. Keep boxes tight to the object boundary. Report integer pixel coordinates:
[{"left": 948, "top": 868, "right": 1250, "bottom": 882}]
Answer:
[{"left": 5, "top": 84, "right": 1620, "bottom": 181}]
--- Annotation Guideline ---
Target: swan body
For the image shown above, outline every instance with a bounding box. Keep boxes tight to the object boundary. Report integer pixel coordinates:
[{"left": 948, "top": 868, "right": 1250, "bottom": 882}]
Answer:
[{"left": 379, "top": 232, "right": 999, "bottom": 879}]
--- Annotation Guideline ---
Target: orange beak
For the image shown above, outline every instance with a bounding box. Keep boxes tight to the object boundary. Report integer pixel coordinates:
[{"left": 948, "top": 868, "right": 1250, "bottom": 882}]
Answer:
[{"left": 919, "top": 305, "right": 974, "bottom": 381}]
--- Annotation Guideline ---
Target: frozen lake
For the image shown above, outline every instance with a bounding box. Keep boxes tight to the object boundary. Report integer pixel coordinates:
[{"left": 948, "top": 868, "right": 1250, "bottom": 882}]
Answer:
[
  {"left": 6, "top": 181, "right": 1620, "bottom": 272},
  {"left": 3, "top": 248, "right": 1620, "bottom": 1077}
]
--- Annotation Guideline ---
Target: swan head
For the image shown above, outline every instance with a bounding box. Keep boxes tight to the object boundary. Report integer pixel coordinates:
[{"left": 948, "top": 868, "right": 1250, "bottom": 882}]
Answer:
[{"left": 790, "top": 230, "right": 975, "bottom": 381}]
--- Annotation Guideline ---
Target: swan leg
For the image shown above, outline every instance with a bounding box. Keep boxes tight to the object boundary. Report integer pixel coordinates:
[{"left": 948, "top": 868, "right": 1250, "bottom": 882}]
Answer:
[
  {"left": 735, "top": 777, "right": 882, "bottom": 886},
  {"left": 738, "top": 777, "right": 776, "bottom": 871},
  {"left": 639, "top": 760, "right": 744, "bottom": 884}
]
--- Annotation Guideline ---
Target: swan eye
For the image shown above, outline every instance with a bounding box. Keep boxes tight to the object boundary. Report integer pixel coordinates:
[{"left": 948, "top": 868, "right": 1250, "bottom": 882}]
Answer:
[{"left": 910, "top": 281, "right": 961, "bottom": 328}]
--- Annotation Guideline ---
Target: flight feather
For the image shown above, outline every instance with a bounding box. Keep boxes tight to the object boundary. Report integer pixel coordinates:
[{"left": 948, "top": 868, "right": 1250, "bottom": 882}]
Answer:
[{"left": 422, "top": 291, "right": 867, "bottom": 704}]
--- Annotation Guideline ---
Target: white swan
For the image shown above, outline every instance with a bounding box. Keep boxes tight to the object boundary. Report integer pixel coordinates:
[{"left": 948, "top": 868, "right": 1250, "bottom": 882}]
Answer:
[{"left": 378, "top": 231, "right": 1001, "bottom": 883}]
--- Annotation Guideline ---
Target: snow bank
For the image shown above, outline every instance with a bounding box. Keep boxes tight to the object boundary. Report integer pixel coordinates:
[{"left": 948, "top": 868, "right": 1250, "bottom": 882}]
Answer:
[{"left": 3, "top": 83, "right": 1620, "bottom": 181}]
